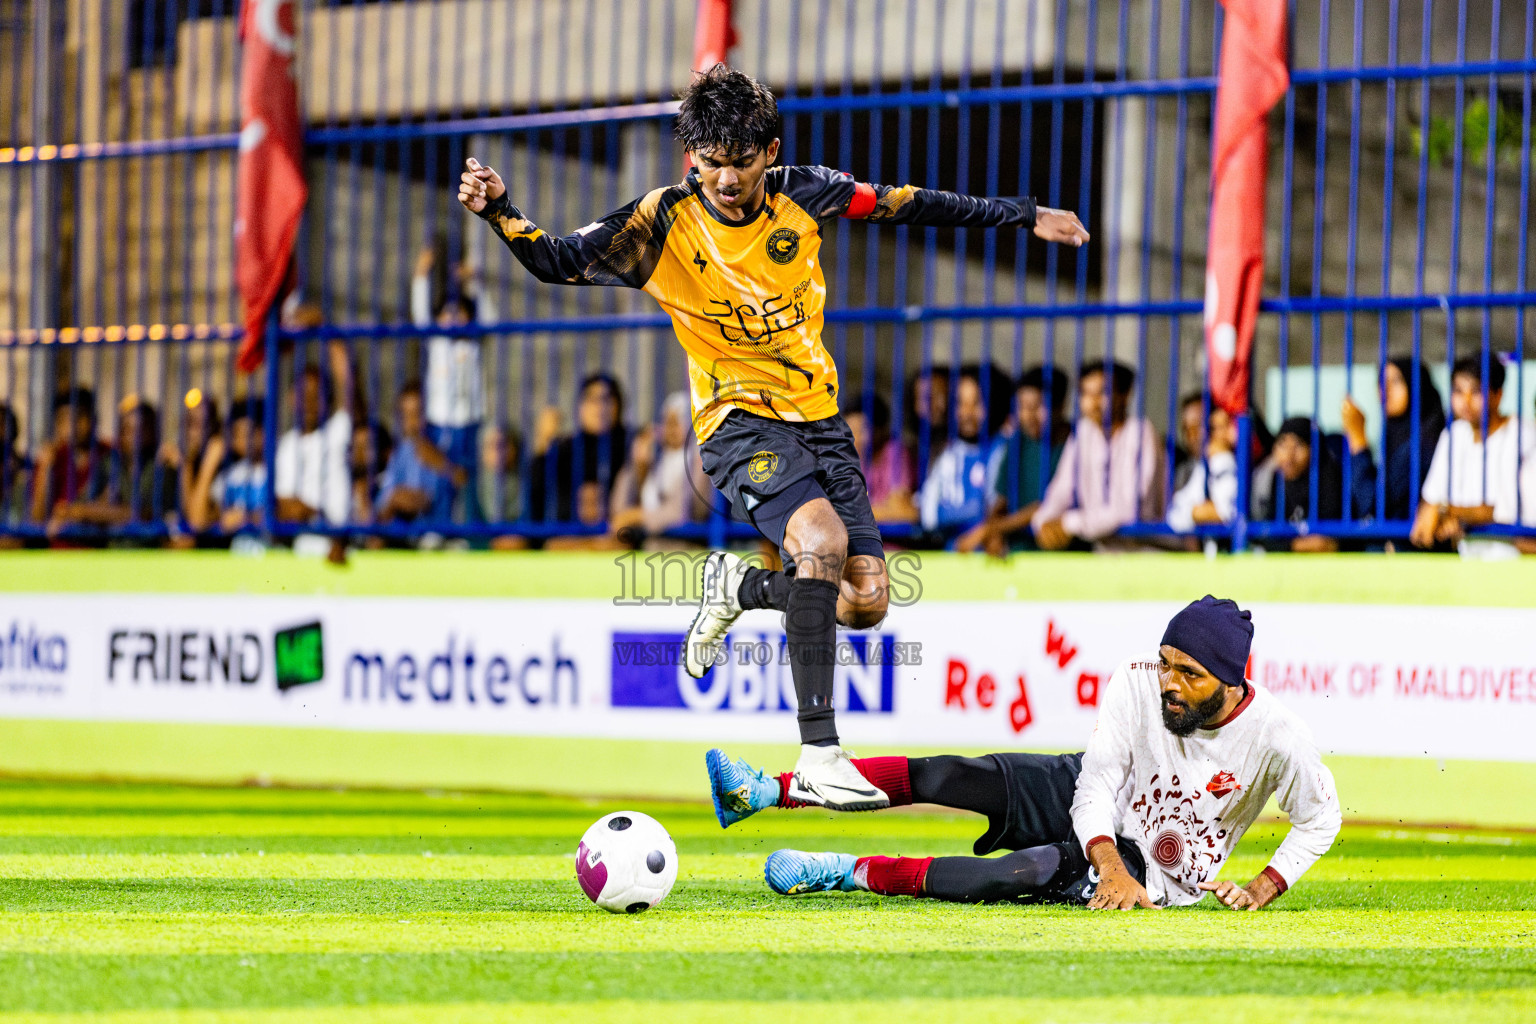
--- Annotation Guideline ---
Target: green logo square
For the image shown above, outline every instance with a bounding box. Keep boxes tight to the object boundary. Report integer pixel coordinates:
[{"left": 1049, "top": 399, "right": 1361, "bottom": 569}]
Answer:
[{"left": 274, "top": 621, "right": 324, "bottom": 691}]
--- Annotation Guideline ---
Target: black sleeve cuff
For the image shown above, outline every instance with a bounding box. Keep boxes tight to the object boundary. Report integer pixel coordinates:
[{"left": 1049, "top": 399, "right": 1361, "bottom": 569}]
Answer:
[{"left": 477, "top": 192, "right": 514, "bottom": 223}]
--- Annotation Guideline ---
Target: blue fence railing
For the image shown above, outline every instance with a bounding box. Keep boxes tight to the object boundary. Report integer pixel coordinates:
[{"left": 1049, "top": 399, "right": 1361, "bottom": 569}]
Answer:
[{"left": 2, "top": 0, "right": 1532, "bottom": 553}]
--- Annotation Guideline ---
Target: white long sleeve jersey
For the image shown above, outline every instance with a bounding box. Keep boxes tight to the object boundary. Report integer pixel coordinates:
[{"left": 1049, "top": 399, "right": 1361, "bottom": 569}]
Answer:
[{"left": 1069, "top": 652, "right": 1342, "bottom": 907}]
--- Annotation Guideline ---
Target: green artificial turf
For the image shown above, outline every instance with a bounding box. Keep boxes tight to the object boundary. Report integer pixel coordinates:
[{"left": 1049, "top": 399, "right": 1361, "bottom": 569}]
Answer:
[{"left": 0, "top": 780, "right": 1531, "bottom": 1023}]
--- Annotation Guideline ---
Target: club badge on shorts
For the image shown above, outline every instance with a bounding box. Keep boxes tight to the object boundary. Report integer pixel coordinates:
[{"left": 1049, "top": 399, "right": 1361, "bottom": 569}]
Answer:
[
  {"left": 748, "top": 450, "right": 780, "bottom": 484},
  {"left": 766, "top": 228, "right": 800, "bottom": 265}
]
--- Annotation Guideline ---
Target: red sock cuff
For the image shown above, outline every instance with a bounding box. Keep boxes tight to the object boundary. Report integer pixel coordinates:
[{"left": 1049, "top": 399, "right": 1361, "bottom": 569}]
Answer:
[
  {"left": 851, "top": 756, "right": 913, "bottom": 805},
  {"left": 776, "top": 772, "right": 811, "bottom": 809},
  {"left": 857, "top": 855, "right": 933, "bottom": 897}
]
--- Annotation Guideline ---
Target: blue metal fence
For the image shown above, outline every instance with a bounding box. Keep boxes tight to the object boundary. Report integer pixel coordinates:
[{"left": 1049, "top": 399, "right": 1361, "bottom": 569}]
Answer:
[{"left": 2, "top": 0, "right": 1532, "bottom": 551}]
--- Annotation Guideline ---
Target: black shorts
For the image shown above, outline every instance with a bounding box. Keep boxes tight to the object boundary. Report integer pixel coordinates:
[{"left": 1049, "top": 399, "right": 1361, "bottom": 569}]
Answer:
[
  {"left": 972, "top": 751, "right": 1147, "bottom": 905},
  {"left": 699, "top": 410, "right": 885, "bottom": 573}
]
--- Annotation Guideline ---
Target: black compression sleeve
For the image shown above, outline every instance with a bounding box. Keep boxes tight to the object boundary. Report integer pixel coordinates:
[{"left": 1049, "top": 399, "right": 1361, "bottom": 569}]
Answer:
[
  {"left": 862, "top": 183, "right": 1037, "bottom": 229},
  {"left": 922, "top": 846, "right": 1065, "bottom": 902},
  {"left": 786, "top": 576, "right": 840, "bottom": 746}
]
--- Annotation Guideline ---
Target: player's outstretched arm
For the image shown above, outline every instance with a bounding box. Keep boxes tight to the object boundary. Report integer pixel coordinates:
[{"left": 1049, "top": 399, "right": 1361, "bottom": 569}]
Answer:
[
  {"left": 832, "top": 171, "right": 1089, "bottom": 246},
  {"left": 458, "top": 157, "right": 660, "bottom": 289}
]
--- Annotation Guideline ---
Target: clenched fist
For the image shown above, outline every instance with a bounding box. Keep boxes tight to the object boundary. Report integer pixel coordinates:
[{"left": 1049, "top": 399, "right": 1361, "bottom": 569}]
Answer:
[{"left": 458, "top": 157, "right": 507, "bottom": 215}]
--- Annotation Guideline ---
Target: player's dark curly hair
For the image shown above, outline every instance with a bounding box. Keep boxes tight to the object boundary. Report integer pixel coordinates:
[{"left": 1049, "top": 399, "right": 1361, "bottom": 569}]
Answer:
[{"left": 674, "top": 64, "right": 781, "bottom": 157}]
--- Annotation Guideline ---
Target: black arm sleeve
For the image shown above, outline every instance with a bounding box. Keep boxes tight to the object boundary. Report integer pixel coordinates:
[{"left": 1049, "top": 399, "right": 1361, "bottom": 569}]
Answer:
[
  {"left": 475, "top": 188, "right": 674, "bottom": 289},
  {"left": 861, "top": 182, "right": 1037, "bottom": 229},
  {"left": 776, "top": 165, "right": 1037, "bottom": 231}
]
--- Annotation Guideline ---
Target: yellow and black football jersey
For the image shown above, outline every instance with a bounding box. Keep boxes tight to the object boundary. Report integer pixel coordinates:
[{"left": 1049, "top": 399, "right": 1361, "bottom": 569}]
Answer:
[{"left": 479, "top": 165, "right": 1036, "bottom": 441}]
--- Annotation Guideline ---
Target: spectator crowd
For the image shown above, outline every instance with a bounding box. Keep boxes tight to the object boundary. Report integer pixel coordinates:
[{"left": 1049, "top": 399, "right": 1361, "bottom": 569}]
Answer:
[{"left": 4, "top": 254, "right": 1535, "bottom": 557}]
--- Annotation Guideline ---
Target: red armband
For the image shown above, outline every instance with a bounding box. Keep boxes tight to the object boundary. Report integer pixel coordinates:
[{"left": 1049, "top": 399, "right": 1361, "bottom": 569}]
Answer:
[
  {"left": 1086, "top": 835, "right": 1115, "bottom": 852},
  {"left": 1261, "top": 865, "right": 1289, "bottom": 894},
  {"left": 842, "top": 181, "right": 877, "bottom": 219}
]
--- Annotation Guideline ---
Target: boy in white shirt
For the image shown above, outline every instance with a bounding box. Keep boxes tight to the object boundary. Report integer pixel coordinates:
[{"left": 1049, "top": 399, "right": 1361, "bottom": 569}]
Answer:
[
  {"left": 707, "top": 596, "right": 1341, "bottom": 910},
  {"left": 1166, "top": 405, "right": 1239, "bottom": 532},
  {"left": 1411, "top": 355, "right": 1536, "bottom": 548}
]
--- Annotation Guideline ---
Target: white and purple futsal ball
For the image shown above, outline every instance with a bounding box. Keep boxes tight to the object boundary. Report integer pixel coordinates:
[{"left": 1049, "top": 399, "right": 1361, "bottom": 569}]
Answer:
[{"left": 575, "top": 811, "right": 678, "bottom": 913}]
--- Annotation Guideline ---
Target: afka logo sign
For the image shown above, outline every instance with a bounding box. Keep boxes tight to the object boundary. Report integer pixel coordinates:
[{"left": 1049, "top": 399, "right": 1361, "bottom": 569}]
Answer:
[{"left": 274, "top": 621, "right": 324, "bottom": 691}]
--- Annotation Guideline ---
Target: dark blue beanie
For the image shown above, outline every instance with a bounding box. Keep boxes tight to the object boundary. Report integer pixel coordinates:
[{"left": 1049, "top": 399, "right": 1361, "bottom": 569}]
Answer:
[{"left": 1160, "top": 596, "right": 1253, "bottom": 688}]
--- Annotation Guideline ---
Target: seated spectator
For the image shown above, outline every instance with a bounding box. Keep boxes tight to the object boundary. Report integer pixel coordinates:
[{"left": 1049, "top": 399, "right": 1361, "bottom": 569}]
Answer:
[
  {"left": 527, "top": 372, "right": 629, "bottom": 526},
  {"left": 47, "top": 395, "right": 177, "bottom": 542},
  {"left": 348, "top": 419, "right": 394, "bottom": 527},
  {"left": 376, "top": 382, "right": 460, "bottom": 526},
  {"left": 1410, "top": 356, "right": 1536, "bottom": 549},
  {"left": 413, "top": 245, "right": 496, "bottom": 519},
  {"left": 957, "top": 365, "right": 1070, "bottom": 555},
  {"left": 1264, "top": 417, "right": 1376, "bottom": 552},
  {"left": 479, "top": 423, "right": 527, "bottom": 550},
  {"left": 610, "top": 391, "right": 711, "bottom": 549},
  {"left": 479, "top": 423, "right": 524, "bottom": 522},
  {"left": 1172, "top": 392, "right": 1205, "bottom": 493},
  {"left": 1167, "top": 405, "right": 1240, "bottom": 533},
  {"left": 1340, "top": 357, "right": 1445, "bottom": 522},
  {"left": 905, "top": 364, "right": 951, "bottom": 483},
  {"left": 32, "top": 387, "right": 116, "bottom": 529},
  {"left": 1032, "top": 361, "right": 1163, "bottom": 550},
  {"left": 188, "top": 398, "right": 268, "bottom": 536},
  {"left": 274, "top": 343, "right": 358, "bottom": 528},
  {"left": 164, "top": 389, "right": 220, "bottom": 534},
  {"left": 0, "top": 403, "right": 32, "bottom": 538},
  {"left": 844, "top": 391, "right": 917, "bottom": 523},
  {"left": 918, "top": 364, "right": 1011, "bottom": 546}
]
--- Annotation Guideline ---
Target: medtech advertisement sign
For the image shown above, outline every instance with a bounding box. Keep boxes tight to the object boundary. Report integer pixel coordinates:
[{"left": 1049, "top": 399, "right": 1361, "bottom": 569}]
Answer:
[{"left": 0, "top": 595, "right": 1534, "bottom": 760}]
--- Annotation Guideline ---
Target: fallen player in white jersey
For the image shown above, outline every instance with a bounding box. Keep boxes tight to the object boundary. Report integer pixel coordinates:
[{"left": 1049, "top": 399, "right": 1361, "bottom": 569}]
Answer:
[{"left": 705, "top": 595, "right": 1343, "bottom": 909}]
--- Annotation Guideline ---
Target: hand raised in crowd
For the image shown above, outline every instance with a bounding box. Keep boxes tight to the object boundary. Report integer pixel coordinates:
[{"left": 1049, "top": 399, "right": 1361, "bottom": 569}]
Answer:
[
  {"left": 533, "top": 406, "right": 563, "bottom": 456},
  {"left": 1033, "top": 207, "right": 1090, "bottom": 247},
  {"left": 415, "top": 246, "right": 437, "bottom": 278},
  {"left": 458, "top": 158, "right": 507, "bottom": 215},
  {"left": 1340, "top": 395, "right": 1369, "bottom": 455}
]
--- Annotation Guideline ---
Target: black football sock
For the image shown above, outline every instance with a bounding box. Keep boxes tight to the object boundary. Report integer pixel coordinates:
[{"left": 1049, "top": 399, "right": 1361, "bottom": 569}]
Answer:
[
  {"left": 786, "top": 576, "right": 840, "bottom": 746},
  {"left": 738, "top": 566, "right": 791, "bottom": 611},
  {"left": 921, "top": 846, "right": 1064, "bottom": 902},
  {"left": 907, "top": 755, "right": 1009, "bottom": 819}
]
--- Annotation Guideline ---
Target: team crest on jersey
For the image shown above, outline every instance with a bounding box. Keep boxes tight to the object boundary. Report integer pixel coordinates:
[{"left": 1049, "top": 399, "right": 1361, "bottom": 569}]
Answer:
[
  {"left": 1205, "top": 771, "right": 1242, "bottom": 798},
  {"left": 766, "top": 228, "right": 800, "bottom": 265},
  {"left": 747, "top": 450, "right": 780, "bottom": 484}
]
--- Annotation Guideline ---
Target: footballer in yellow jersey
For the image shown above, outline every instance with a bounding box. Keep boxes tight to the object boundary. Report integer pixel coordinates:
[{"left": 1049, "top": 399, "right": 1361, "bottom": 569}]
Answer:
[{"left": 460, "top": 66, "right": 1088, "bottom": 811}]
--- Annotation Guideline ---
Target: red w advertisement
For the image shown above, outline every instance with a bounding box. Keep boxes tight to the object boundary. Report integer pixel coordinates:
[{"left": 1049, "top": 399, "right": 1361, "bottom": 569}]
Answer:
[
  {"left": 1203, "top": 0, "right": 1288, "bottom": 415},
  {"left": 235, "top": 0, "right": 306, "bottom": 373}
]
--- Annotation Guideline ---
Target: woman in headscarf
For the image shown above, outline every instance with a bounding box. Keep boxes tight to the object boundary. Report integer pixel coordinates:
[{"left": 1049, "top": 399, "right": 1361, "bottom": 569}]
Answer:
[{"left": 1340, "top": 357, "right": 1445, "bottom": 522}]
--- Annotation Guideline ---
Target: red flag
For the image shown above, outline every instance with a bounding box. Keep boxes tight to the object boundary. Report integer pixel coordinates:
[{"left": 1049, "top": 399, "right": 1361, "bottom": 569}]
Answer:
[
  {"left": 1204, "top": 0, "right": 1288, "bottom": 415},
  {"left": 235, "top": 0, "right": 306, "bottom": 373}
]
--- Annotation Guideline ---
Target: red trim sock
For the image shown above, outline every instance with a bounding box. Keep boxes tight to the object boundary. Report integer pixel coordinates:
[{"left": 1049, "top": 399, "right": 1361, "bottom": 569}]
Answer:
[
  {"left": 856, "top": 855, "right": 933, "bottom": 897},
  {"left": 775, "top": 757, "right": 913, "bottom": 808},
  {"left": 851, "top": 756, "right": 913, "bottom": 805}
]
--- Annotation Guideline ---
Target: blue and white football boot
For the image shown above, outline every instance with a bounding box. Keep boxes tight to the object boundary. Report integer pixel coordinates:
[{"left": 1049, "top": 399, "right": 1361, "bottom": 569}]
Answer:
[
  {"left": 764, "top": 849, "right": 860, "bottom": 895},
  {"left": 705, "top": 748, "right": 780, "bottom": 829}
]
